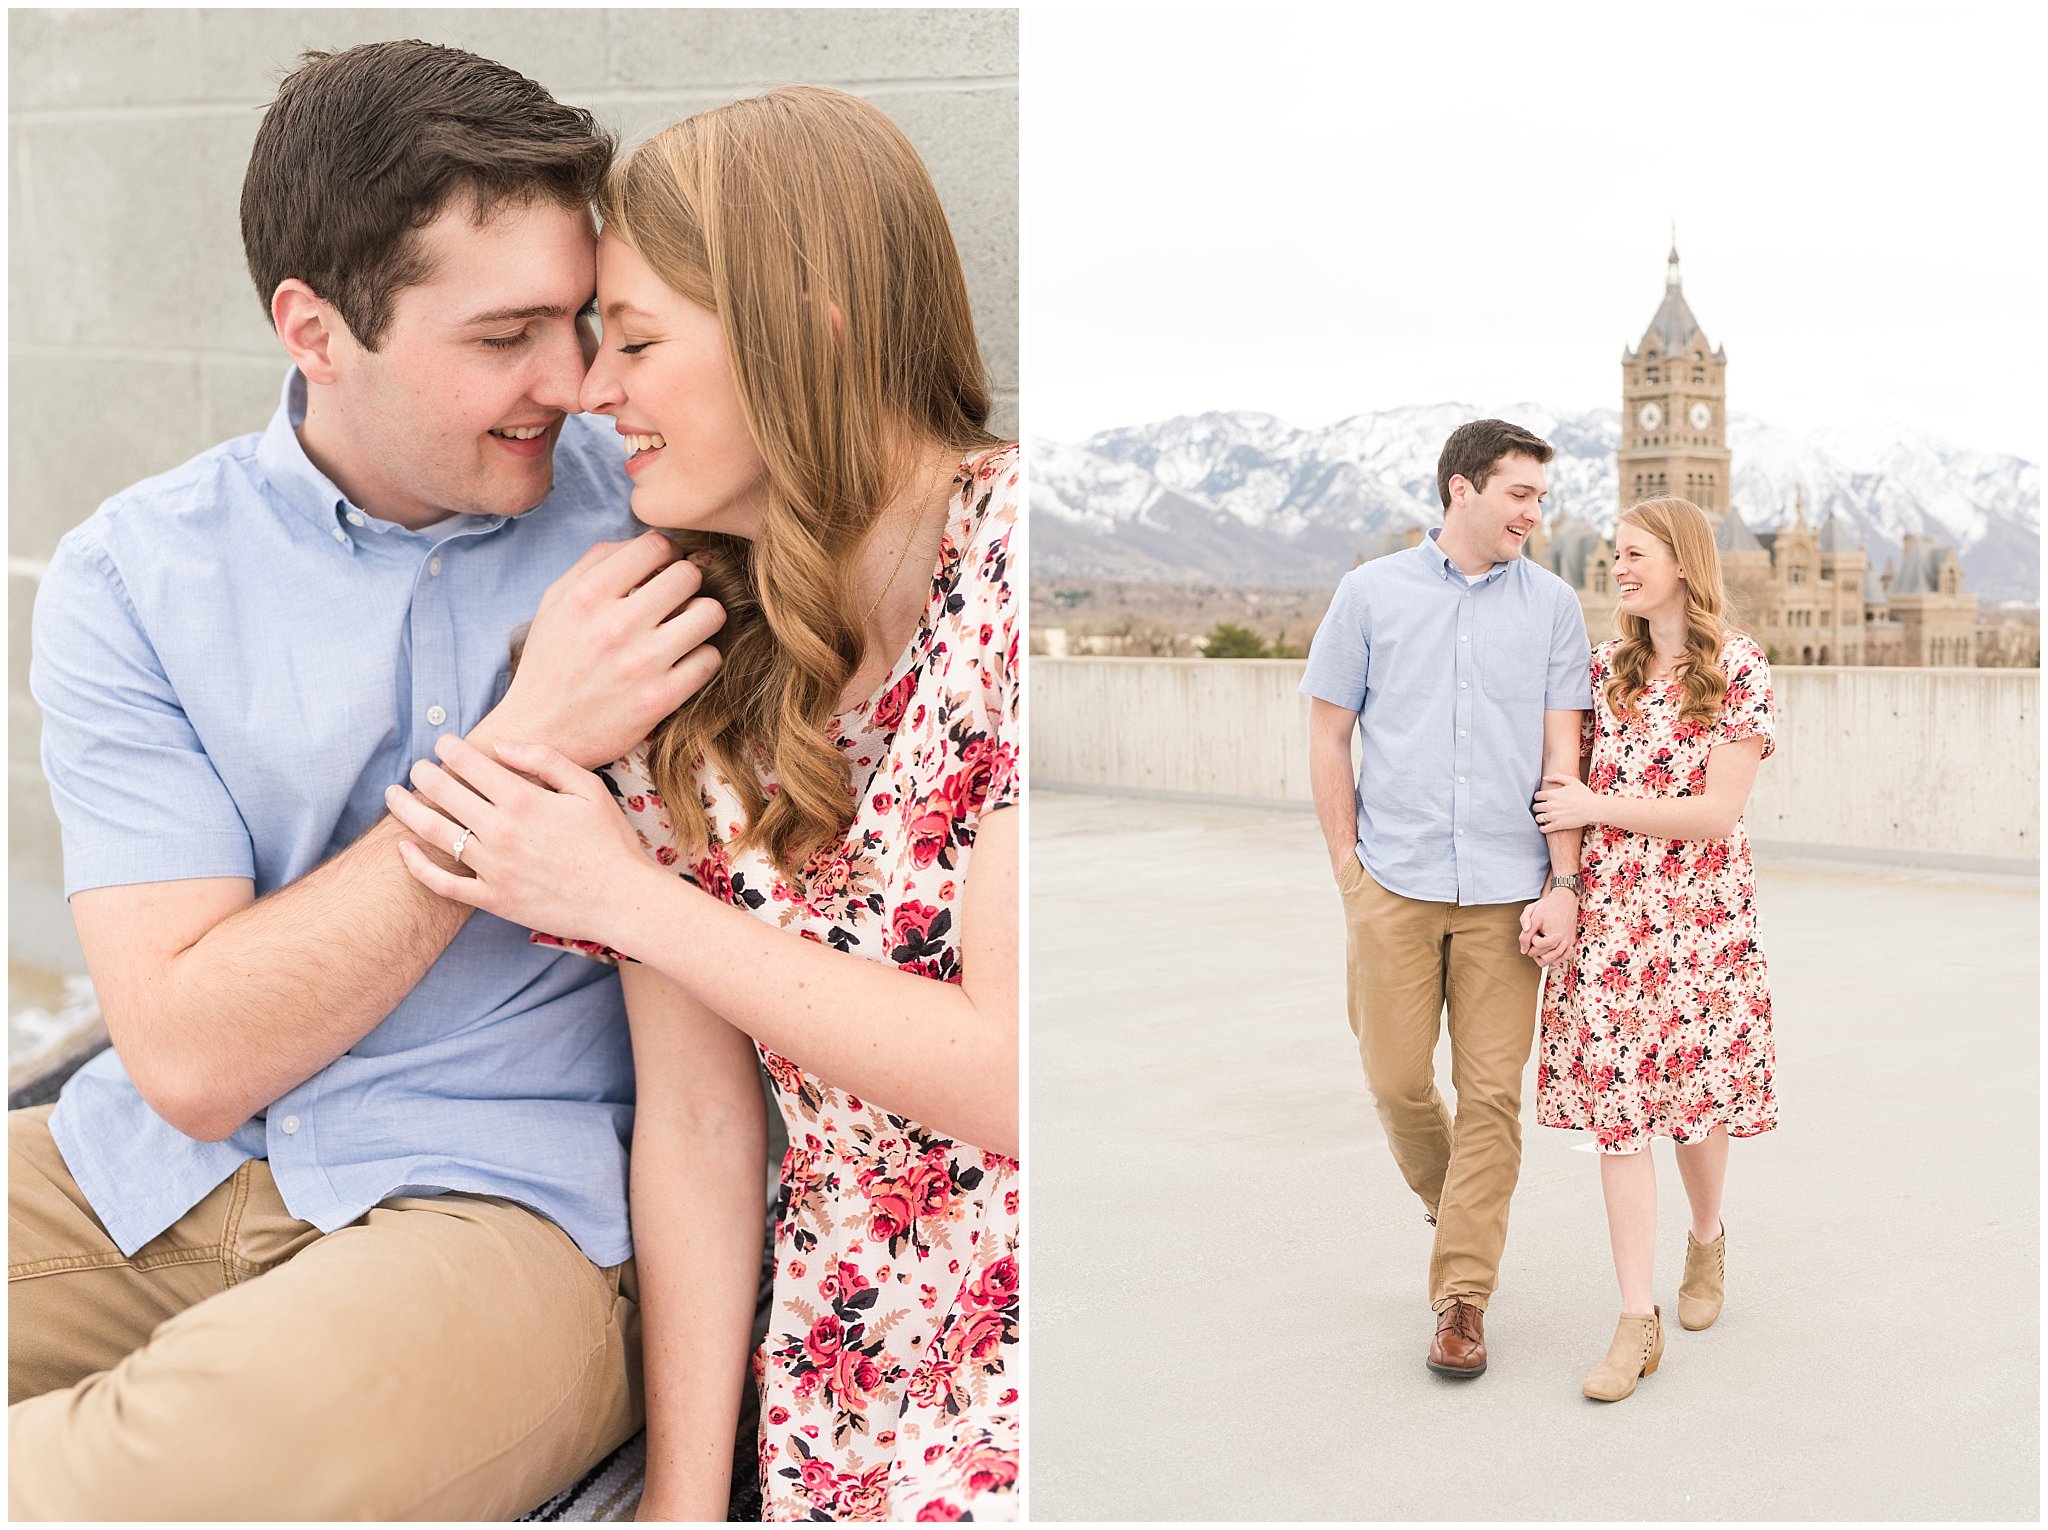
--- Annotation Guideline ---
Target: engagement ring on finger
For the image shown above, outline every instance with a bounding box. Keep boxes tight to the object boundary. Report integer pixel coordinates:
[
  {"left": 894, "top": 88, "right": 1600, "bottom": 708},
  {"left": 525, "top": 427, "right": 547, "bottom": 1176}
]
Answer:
[{"left": 451, "top": 828, "right": 472, "bottom": 862}]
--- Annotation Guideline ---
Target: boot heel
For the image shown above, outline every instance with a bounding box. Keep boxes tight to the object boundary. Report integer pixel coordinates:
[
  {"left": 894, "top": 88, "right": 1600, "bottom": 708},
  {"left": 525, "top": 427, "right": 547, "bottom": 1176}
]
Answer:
[{"left": 1641, "top": 1352, "right": 1660, "bottom": 1377}]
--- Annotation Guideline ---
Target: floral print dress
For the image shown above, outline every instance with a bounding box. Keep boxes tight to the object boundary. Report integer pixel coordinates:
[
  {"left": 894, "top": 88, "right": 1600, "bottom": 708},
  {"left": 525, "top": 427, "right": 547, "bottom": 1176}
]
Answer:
[
  {"left": 1535, "top": 633, "right": 1780, "bottom": 1155},
  {"left": 547, "top": 447, "right": 1021, "bottom": 1522}
]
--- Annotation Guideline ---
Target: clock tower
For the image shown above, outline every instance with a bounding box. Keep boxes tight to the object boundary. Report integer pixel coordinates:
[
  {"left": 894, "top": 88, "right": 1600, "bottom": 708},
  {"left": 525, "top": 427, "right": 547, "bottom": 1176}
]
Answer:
[{"left": 1619, "top": 241, "right": 1730, "bottom": 520}]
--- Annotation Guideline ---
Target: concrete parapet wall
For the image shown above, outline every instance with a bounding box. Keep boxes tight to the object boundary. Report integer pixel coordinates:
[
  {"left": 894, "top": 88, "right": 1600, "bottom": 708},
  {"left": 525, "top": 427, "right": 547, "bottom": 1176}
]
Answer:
[
  {"left": 8, "top": 9, "right": 1016, "bottom": 950},
  {"left": 1029, "top": 659, "right": 2041, "bottom": 870}
]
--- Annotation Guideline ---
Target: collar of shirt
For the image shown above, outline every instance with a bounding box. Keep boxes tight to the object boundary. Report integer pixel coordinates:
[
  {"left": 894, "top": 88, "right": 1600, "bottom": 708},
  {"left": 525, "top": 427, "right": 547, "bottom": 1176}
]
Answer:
[
  {"left": 253, "top": 369, "right": 510, "bottom": 552},
  {"left": 1422, "top": 526, "right": 1513, "bottom": 590}
]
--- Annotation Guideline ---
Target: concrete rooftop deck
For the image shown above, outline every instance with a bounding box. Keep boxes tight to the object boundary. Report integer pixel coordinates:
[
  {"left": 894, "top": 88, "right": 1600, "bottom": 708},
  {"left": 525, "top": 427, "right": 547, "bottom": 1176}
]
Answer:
[{"left": 1029, "top": 789, "right": 2039, "bottom": 1521}]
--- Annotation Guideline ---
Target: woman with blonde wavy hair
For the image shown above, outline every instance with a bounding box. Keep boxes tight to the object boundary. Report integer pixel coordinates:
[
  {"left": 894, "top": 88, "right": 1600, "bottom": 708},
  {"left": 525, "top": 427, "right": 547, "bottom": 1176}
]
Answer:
[
  {"left": 384, "top": 86, "right": 1019, "bottom": 1519},
  {"left": 1530, "top": 496, "right": 1779, "bottom": 1403}
]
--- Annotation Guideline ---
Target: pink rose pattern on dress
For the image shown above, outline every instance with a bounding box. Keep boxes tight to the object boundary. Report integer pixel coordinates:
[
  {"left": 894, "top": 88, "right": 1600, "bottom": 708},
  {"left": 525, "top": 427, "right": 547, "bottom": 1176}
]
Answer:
[
  {"left": 1536, "top": 633, "right": 1780, "bottom": 1154},
  {"left": 567, "top": 447, "right": 1021, "bottom": 1521}
]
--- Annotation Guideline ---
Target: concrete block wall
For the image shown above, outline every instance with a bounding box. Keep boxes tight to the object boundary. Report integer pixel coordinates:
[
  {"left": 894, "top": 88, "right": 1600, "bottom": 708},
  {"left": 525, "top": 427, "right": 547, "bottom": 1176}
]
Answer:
[
  {"left": 1030, "top": 659, "right": 2042, "bottom": 873},
  {"left": 8, "top": 8, "right": 1018, "bottom": 962}
]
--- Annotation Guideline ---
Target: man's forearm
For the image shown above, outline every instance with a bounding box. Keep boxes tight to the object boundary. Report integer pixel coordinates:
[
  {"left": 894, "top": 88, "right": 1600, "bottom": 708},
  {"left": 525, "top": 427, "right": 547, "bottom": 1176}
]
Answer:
[
  {"left": 157, "top": 679, "right": 646, "bottom": 1133},
  {"left": 1308, "top": 738, "right": 1359, "bottom": 868},
  {"left": 134, "top": 816, "right": 472, "bottom": 1140},
  {"left": 1542, "top": 722, "right": 1585, "bottom": 878},
  {"left": 1542, "top": 758, "right": 1584, "bottom": 875},
  {"left": 1544, "top": 824, "right": 1584, "bottom": 878}
]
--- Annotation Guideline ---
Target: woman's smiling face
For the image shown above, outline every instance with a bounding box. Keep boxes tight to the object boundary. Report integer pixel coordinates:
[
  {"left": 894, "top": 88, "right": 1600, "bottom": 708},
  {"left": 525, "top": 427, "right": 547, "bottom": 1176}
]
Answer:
[
  {"left": 1613, "top": 519, "right": 1686, "bottom": 618},
  {"left": 578, "top": 230, "right": 770, "bottom": 538}
]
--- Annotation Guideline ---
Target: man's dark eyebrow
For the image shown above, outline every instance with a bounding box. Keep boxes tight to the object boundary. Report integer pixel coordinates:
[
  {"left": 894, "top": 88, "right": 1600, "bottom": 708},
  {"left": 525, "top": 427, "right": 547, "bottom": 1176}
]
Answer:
[{"left": 459, "top": 298, "right": 594, "bottom": 328}]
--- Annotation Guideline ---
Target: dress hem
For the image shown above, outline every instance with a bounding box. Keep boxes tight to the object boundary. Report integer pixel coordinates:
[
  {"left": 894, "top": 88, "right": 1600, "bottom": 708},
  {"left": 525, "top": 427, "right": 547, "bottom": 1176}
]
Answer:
[{"left": 1535, "top": 1115, "right": 1778, "bottom": 1155}]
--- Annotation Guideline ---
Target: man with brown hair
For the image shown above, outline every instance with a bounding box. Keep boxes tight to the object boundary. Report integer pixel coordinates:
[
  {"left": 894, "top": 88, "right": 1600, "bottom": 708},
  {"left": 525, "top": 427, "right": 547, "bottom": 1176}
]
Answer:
[
  {"left": 1302, "top": 419, "right": 1591, "bottom": 1379},
  {"left": 11, "top": 42, "right": 720, "bottom": 1516}
]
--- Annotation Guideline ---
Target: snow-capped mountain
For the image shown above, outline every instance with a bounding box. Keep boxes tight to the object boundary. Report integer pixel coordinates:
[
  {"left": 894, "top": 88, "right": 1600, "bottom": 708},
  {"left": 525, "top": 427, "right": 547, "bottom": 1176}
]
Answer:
[{"left": 1032, "top": 406, "right": 2041, "bottom": 601}]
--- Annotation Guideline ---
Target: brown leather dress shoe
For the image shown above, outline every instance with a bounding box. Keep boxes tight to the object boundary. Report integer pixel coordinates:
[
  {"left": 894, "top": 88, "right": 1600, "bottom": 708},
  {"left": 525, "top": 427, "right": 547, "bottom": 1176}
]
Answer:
[{"left": 1428, "top": 1300, "right": 1487, "bottom": 1378}]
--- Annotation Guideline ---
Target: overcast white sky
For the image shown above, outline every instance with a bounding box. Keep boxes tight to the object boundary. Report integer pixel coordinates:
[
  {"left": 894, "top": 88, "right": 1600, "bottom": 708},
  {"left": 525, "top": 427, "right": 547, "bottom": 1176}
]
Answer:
[{"left": 1022, "top": 2, "right": 2044, "bottom": 459}]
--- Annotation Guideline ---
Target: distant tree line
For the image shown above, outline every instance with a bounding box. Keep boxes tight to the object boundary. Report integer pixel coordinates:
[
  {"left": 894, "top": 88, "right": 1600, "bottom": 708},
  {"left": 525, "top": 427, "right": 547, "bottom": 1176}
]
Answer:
[{"left": 1198, "top": 622, "right": 1307, "bottom": 660}]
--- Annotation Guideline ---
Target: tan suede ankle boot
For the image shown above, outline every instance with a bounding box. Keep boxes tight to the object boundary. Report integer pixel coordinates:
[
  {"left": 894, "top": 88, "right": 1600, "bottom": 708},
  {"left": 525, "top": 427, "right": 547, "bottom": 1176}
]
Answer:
[
  {"left": 1582, "top": 1306, "right": 1663, "bottom": 1401},
  {"left": 1678, "top": 1224, "right": 1726, "bottom": 1330}
]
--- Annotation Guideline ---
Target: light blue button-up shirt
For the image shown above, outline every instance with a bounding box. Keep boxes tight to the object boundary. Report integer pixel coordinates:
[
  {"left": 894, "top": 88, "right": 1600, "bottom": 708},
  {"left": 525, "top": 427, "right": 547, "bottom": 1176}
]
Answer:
[
  {"left": 1301, "top": 529, "right": 1592, "bottom": 906},
  {"left": 31, "top": 370, "right": 646, "bottom": 1263}
]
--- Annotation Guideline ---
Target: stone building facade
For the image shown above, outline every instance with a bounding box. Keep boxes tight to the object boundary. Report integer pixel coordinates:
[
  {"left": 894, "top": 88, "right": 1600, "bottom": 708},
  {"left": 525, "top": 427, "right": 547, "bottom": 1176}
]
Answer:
[{"left": 1528, "top": 246, "right": 1976, "bottom": 667}]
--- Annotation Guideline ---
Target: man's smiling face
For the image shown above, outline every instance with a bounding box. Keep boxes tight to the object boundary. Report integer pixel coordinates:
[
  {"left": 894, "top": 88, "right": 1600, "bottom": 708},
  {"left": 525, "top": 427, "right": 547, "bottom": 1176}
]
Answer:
[
  {"left": 1448, "top": 451, "right": 1548, "bottom": 566},
  {"left": 321, "top": 197, "right": 599, "bottom": 527}
]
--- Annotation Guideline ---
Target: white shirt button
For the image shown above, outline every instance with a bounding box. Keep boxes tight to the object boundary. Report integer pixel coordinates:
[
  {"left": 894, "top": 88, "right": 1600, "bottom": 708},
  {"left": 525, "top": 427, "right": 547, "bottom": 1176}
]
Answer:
[
  {"left": 426, "top": 705, "right": 447, "bottom": 726},
  {"left": 1456, "top": 828, "right": 1466, "bottom": 837},
  {"left": 1459, "top": 680, "right": 1468, "bottom": 689},
  {"left": 1460, "top": 634, "right": 1469, "bottom": 642},
  {"left": 281, "top": 1115, "right": 300, "bottom": 1134},
  {"left": 1458, "top": 776, "right": 1466, "bottom": 784},
  {"left": 348, "top": 512, "right": 367, "bottom": 527},
  {"left": 332, "top": 528, "right": 347, "bottom": 543},
  {"left": 1459, "top": 729, "right": 1468, "bottom": 738},
  {"left": 428, "top": 557, "right": 443, "bottom": 576}
]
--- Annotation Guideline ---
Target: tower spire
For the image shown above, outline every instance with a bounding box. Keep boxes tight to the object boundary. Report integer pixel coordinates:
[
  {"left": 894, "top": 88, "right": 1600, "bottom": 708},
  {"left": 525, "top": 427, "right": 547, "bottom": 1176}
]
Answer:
[{"left": 1667, "top": 223, "right": 1681, "bottom": 291}]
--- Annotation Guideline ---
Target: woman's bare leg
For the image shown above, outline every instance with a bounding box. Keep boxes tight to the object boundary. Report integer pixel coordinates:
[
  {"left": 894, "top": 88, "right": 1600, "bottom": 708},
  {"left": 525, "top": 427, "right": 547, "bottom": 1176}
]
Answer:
[
  {"left": 1598, "top": 1146, "right": 1657, "bottom": 1313},
  {"left": 1673, "top": 1125, "right": 1729, "bottom": 1243}
]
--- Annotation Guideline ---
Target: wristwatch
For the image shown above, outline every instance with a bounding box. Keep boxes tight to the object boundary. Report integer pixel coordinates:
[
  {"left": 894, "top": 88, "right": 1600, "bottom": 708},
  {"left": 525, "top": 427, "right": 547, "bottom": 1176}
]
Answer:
[{"left": 1548, "top": 873, "right": 1584, "bottom": 897}]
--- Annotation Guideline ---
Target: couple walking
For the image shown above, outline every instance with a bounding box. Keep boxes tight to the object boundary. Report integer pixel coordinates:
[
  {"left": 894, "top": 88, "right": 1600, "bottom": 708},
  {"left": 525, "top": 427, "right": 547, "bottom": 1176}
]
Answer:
[{"left": 1303, "top": 418, "right": 1779, "bottom": 1400}]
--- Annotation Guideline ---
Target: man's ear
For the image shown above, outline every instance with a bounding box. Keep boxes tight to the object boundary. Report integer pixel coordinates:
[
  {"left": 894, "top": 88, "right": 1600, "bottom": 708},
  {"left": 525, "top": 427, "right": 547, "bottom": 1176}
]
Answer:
[
  {"left": 1445, "top": 472, "right": 1470, "bottom": 514},
  {"left": 272, "top": 279, "right": 350, "bottom": 385}
]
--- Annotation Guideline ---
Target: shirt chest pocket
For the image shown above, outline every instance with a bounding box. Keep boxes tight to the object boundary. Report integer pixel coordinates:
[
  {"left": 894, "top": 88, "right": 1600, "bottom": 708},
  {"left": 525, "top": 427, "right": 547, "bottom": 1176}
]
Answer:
[{"left": 1479, "top": 628, "right": 1547, "bottom": 705}]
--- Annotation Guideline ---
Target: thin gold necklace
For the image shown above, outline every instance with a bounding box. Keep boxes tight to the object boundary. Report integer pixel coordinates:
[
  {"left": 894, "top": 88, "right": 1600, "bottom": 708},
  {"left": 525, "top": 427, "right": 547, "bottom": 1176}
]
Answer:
[{"left": 862, "top": 450, "right": 953, "bottom": 627}]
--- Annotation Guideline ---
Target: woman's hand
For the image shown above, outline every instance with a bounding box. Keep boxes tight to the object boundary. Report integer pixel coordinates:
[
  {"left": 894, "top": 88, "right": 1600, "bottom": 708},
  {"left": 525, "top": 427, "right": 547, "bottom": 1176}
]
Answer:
[
  {"left": 1518, "top": 885, "right": 1579, "bottom": 968},
  {"left": 384, "top": 734, "right": 656, "bottom": 945},
  {"left": 1533, "top": 773, "right": 1602, "bottom": 834}
]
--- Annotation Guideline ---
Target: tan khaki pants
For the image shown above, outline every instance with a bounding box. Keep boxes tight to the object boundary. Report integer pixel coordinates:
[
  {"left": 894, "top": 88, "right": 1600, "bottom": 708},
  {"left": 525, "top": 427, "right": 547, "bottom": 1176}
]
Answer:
[
  {"left": 8, "top": 1105, "right": 641, "bottom": 1520},
  {"left": 1338, "top": 858, "right": 1542, "bottom": 1312}
]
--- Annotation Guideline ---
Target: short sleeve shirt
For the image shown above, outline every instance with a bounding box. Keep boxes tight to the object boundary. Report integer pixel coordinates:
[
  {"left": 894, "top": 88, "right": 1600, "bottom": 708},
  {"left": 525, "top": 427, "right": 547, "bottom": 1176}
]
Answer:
[
  {"left": 1299, "top": 530, "right": 1593, "bottom": 904},
  {"left": 30, "top": 369, "right": 647, "bottom": 1262}
]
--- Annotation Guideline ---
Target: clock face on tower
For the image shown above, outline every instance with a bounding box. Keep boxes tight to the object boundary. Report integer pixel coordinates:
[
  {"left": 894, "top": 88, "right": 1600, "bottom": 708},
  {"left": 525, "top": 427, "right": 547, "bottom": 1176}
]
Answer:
[
  {"left": 1638, "top": 402, "right": 1662, "bottom": 431},
  {"left": 1690, "top": 402, "right": 1712, "bottom": 431}
]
